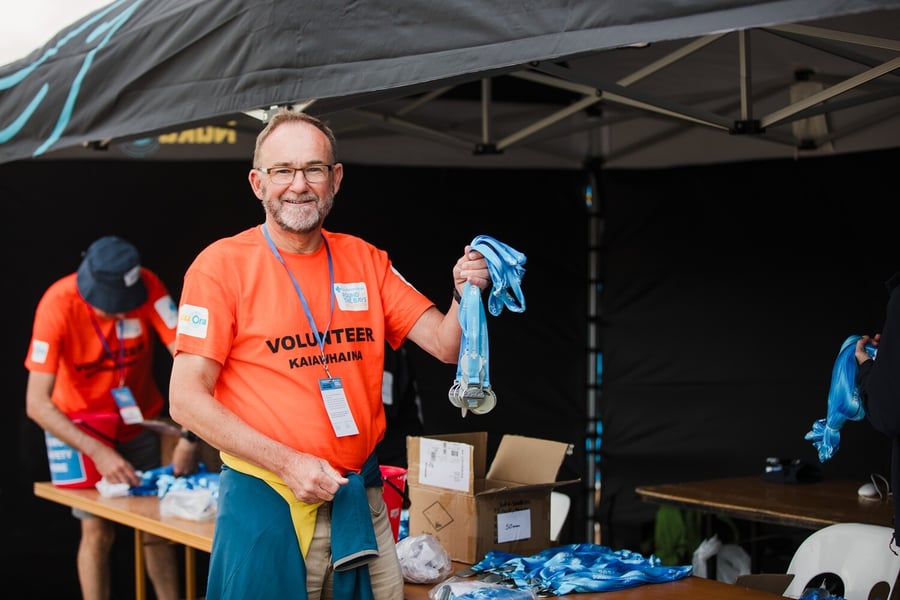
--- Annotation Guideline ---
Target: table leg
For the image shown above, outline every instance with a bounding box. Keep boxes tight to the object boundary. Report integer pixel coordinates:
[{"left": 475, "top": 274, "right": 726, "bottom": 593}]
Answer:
[
  {"left": 750, "top": 521, "right": 759, "bottom": 572},
  {"left": 134, "top": 530, "right": 146, "bottom": 600},
  {"left": 185, "top": 546, "right": 196, "bottom": 600}
]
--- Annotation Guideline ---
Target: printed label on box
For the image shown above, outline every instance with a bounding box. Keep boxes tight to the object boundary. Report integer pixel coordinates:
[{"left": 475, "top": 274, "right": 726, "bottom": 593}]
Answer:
[
  {"left": 496, "top": 508, "right": 532, "bottom": 543},
  {"left": 419, "top": 438, "right": 471, "bottom": 492}
]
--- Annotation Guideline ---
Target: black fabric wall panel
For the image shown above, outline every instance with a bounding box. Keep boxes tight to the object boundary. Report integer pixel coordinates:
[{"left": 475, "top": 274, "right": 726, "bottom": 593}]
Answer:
[{"left": 598, "top": 148, "right": 899, "bottom": 551}]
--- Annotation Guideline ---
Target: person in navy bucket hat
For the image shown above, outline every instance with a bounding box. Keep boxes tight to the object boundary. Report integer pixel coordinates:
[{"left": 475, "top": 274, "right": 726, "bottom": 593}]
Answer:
[
  {"left": 76, "top": 235, "right": 148, "bottom": 314},
  {"left": 24, "top": 235, "right": 201, "bottom": 600}
]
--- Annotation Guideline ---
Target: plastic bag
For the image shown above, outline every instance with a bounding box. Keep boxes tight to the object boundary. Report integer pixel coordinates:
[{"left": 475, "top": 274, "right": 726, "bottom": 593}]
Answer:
[
  {"left": 396, "top": 533, "right": 453, "bottom": 584},
  {"left": 160, "top": 488, "right": 217, "bottom": 521},
  {"left": 154, "top": 465, "right": 219, "bottom": 520},
  {"left": 428, "top": 576, "right": 536, "bottom": 600},
  {"left": 691, "top": 535, "right": 722, "bottom": 578},
  {"left": 715, "top": 544, "right": 751, "bottom": 583},
  {"left": 691, "top": 536, "right": 751, "bottom": 583}
]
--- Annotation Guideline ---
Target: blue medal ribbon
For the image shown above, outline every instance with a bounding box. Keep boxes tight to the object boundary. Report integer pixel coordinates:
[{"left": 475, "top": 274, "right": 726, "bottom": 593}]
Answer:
[
  {"left": 448, "top": 235, "right": 526, "bottom": 417},
  {"left": 805, "top": 334, "right": 876, "bottom": 462}
]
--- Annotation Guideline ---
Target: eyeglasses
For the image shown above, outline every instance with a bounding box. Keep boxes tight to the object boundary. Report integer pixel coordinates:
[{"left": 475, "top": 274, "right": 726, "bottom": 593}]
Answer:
[{"left": 257, "top": 165, "right": 334, "bottom": 185}]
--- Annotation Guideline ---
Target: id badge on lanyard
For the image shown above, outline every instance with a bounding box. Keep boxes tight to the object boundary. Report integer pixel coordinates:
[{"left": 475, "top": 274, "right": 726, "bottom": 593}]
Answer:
[
  {"left": 112, "top": 386, "right": 144, "bottom": 424},
  {"left": 320, "top": 377, "right": 359, "bottom": 437}
]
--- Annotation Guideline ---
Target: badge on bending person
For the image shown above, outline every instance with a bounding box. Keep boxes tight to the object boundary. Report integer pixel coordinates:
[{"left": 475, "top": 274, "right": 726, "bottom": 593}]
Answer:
[
  {"left": 319, "top": 378, "right": 359, "bottom": 437},
  {"left": 111, "top": 386, "right": 144, "bottom": 425}
]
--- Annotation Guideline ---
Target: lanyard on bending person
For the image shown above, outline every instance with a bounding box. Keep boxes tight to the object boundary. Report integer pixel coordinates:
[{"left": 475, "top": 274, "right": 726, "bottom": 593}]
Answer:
[
  {"left": 86, "top": 305, "right": 126, "bottom": 386},
  {"left": 262, "top": 224, "right": 336, "bottom": 378},
  {"left": 87, "top": 304, "right": 144, "bottom": 423}
]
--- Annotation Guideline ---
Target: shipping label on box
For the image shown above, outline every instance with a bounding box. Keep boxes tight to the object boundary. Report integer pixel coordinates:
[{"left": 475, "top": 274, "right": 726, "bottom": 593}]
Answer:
[{"left": 418, "top": 437, "right": 472, "bottom": 492}]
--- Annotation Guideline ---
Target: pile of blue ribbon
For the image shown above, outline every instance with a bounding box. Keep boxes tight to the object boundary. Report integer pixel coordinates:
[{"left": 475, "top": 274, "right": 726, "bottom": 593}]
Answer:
[
  {"left": 466, "top": 543, "right": 692, "bottom": 595},
  {"left": 130, "top": 463, "right": 219, "bottom": 499}
]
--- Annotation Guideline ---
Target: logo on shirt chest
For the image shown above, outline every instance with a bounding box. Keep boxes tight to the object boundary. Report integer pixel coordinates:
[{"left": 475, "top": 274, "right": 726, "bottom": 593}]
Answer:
[
  {"left": 118, "top": 319, "right": 143, "bottom": 339},
  {"left": 334, "top": 282, "right": 368, "bottom": 311}
]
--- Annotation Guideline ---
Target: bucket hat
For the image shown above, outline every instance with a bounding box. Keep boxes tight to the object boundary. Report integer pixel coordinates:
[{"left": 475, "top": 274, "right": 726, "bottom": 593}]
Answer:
[{"left": 76, "top": 236, "right": 147, "bottom": 313}]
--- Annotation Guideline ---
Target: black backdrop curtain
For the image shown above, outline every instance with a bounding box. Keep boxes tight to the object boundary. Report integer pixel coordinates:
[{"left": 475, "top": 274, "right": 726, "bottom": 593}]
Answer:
[
  {"left": 598, "top": 148, "right": 897, "bottom": 551},
  {"left": 1, "top": 148, "right": 897, "bottom": 596}
]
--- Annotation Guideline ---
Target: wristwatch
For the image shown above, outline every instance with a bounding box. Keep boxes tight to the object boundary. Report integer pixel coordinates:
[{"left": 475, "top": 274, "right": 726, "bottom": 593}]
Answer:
[{"left": 179, "top": 430, "right": 199, "bottom": 443}]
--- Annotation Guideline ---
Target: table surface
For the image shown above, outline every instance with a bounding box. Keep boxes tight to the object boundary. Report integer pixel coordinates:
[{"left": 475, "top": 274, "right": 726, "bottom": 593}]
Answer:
[
  {"left": 34, "top": 481, "right": 215, "bottom": 552},
  {"left": 635, "top": 475, "right": 893, "bottom": 530},
  {"left": 35, "top": 481, "right": 786, "bottom": 599},
  {"left": 403, "top": 566, "right": 786, "bottom": 599}
]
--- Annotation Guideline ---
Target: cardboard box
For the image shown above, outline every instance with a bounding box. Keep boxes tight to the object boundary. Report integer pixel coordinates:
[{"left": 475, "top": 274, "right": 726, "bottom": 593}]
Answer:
[{"left": 406, "top": 432, "right": 578, "bottom": 564}]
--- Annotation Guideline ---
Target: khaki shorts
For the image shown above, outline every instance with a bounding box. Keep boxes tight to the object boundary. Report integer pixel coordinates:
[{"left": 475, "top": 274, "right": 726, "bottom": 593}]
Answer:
[{"left": 304, "top": 486, "right": 404, "bottom": 600}]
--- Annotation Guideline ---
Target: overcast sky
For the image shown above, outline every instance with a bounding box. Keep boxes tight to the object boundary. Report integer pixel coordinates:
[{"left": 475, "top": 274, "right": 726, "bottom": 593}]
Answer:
[{"left": 0, "top": 0, "right": 111, "bottom": 66}]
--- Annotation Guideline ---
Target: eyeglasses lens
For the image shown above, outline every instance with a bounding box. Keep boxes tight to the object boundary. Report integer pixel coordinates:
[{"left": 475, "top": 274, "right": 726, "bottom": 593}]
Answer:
[{"left": 266, "top": 166, "right": 330, "bottom": 184}]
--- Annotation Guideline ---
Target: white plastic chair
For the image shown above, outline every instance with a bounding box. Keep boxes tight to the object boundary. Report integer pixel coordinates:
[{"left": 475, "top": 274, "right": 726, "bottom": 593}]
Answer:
[
  {"left": 550, "top": 491, "right": 571, "bottom": 543},
  {"left": 783, "top": 522, "right": 900, "bottom": 600}
]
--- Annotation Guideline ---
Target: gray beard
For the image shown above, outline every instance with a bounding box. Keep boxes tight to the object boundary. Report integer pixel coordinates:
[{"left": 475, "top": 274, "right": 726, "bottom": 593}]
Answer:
[{"left": 267, "top": 193, "right": 333, "bottom": 233}]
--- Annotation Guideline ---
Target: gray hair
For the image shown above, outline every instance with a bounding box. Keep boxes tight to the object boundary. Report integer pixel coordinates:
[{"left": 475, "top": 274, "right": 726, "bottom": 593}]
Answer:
[{"left": 253, "top": 108, "right": 338, "bottom": 166}]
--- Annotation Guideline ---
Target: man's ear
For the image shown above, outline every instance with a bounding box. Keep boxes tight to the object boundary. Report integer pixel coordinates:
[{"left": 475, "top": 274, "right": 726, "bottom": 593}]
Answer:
[{"left": 248, "top": 169, "right": 264, "bottom": 199}]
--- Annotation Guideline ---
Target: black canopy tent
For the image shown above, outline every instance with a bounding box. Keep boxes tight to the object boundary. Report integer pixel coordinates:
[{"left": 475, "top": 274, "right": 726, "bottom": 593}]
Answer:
[
  {"left": 4, "top": 0, "right": 900, "bottom": 565},
  {"left": 1, "top": 0, "right": 900, "bottom": 168}
]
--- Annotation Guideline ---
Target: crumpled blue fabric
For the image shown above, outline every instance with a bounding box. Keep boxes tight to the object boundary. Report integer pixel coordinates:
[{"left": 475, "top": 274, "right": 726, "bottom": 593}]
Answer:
[
  {"left": 128, "top": 463, "right": 218, "bottom": 497},
  {"left": 156, "top": 466, "right": 219, "bottom": 501},
  {"left": 130, "top": 463, "right": 176, "bottom": 496},
  {"left": 805, "top": 335, "right": 876, "bottom": 462},
  {"left": 799, "top": 587, "right": 845, "bottom": 600},
  {"left": 469, "top": 543, "right": 692, "bottom": 595}
]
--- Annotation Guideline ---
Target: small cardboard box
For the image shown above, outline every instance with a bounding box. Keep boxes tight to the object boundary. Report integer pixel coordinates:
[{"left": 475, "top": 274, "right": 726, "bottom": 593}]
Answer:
[{"left": 406, "top": 432, "right": 578, "bottom": 564}]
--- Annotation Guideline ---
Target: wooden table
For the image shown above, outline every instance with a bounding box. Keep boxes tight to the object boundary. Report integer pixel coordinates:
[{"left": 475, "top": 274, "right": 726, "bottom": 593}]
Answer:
[
  {"left": 404, "top": 563, "right": 786, "bottom": 599},
  {"left": 636, "top": 475, "right": 894, "bottom": 575},
  {"left": 34, "top": 482, "right": 213, "bottom": 600},
  {"left": 36, "top": 481, "right": 786, "bottom": 600},
  {"left": 635, "top": 476, "right": 893, "bottom": 530}
]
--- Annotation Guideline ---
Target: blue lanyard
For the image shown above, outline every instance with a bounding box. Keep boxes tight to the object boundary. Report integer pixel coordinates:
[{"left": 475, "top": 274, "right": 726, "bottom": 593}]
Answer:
[
  {"left": 466, "top": 543, "right": 692, "bottom": 595},
  {"left": 449, "top": 235, "right": 526, "bottom": 417},
  {"left": 262, "top": 224, "right": 336, "bottom": 378},
  {"left": 87, "top": 304, "right": 126, "bottom": 386}
]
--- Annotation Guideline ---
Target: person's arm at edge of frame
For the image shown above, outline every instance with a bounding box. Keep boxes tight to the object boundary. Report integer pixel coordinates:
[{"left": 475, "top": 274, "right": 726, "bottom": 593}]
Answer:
[
  {"left": 856, "top": 272, "right": 900, "bottom": 435},
  {"left": 165, "top": 339, "right": 202, "bottom": 477},
  {"left": 404, "top": 244, "right": 492, "bottom": 363}
]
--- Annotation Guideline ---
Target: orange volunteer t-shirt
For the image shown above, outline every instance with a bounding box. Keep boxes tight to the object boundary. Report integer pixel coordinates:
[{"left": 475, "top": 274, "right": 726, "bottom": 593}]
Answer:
[
  {"left": 25, "top": 268, "right": 178, "bottom": 439},
  {"left": 175, "top": 226, "right": 434, "bottom": 474}
]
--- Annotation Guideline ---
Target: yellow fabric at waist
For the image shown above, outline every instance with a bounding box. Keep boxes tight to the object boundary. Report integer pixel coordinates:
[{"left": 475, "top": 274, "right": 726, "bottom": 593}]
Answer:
[{"left": 220, "top": 451, "right": 319, "bottom": 558}]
